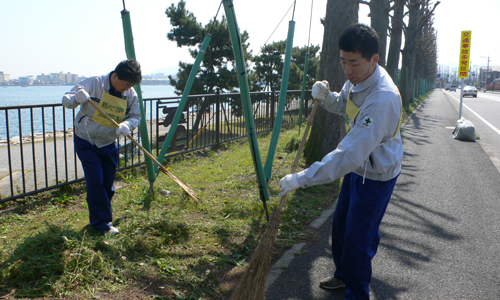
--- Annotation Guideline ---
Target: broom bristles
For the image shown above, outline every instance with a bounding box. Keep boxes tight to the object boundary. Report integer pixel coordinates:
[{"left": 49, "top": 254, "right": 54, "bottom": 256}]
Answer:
[{"left": 230, "top": 211, "right": 281, "bottom": 300}]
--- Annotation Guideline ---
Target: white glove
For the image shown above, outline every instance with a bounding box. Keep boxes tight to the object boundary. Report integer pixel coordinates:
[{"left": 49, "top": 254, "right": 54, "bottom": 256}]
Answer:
[
  {"left": 74, "top": 89, "right": 90, "bottom": 104},
  {"left": 116, "top": 123, "right": 130, "bottom": 138},
  {"left": 279, "top": 174, "right": 300, "bottom": 197},
  {"left": 312, "top": 80, "right": 330, "bottom": 102}
]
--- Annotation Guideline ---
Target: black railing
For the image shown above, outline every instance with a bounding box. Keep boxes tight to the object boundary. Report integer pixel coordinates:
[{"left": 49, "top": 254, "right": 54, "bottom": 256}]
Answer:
[{"left": 0, "top": 88, "right": 311, "bottom": 203}]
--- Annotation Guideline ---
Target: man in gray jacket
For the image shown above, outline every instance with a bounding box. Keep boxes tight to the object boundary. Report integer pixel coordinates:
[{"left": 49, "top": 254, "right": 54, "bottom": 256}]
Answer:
[
  {"left": 62, "top": 59, "right": 142, "bottom": 236},
  {"left": 279, "top": 24, "right": 403, "bottom": 299}
]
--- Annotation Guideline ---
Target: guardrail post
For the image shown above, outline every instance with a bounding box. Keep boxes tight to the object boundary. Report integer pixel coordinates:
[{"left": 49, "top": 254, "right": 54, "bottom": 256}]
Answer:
[
  {"left": 216, "top": 87, "right": 220, "bottom": 148},
  {"left": 156, "top": 100, "right": 159, "bottom": 154}
]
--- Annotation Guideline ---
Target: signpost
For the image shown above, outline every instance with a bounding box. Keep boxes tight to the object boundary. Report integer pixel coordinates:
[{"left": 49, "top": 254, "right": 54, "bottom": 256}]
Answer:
[{"left": 458, "top": 31, "right": 471, "bottom": 119}]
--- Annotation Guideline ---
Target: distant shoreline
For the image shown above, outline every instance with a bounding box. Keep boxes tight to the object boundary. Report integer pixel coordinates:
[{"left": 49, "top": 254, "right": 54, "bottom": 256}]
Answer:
[{"left": 0, "top": 115, "right": 167, "bottom": 146}]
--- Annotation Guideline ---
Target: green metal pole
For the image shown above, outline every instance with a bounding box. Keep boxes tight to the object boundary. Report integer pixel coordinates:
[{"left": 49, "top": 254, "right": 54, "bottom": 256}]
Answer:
[
  {"left": 121, "top": 8, "right": 155, "bottom": 184},
  {"left": 413, "top": 78, "right": 416, "bottom": 104},
  {"left": 223, "top": 0, "right": 270, "bottom": 215},
  {"left": 155, "top": 34, "right": 212, "bottom": 174},
  {"left": 264, "top": 20, "right": 295, "bottom": 181},
  {"left": 298, "top": 53, "right": 309, "bottom": 126}
]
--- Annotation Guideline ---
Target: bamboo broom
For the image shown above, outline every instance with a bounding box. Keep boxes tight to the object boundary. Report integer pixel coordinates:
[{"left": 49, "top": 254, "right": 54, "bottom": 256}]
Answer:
[
  {"left": 230, "top": 96, "right": 322, "bottom": 300},
  {"left": 86, "top": 98, "right": 199, "bottom": 202}
]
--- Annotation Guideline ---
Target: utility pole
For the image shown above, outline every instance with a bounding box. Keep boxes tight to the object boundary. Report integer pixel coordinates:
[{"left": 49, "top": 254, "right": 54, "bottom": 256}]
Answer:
[{"left": 481, "top": 54, "right": 491, "bottom": 88}]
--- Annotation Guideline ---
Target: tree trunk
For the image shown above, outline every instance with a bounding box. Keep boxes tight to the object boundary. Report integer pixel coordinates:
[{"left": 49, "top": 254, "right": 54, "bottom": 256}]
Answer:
[
  {"left": 304, "top": 0, "right": 359, "bottom": 164},
  {"left": 399, "top": 0, "right": 419, "bottom": 108},
  {"left": 369, "top": 0, "right": 390, "bottom": 68},
  {"left": 386, "top": 0, "right": 406, "bottom": 81}
]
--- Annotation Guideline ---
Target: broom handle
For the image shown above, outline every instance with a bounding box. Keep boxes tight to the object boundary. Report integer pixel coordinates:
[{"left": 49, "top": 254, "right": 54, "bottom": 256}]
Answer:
[
  {"left": 291, "top": 98, "right": 320, "bottom": 174},
  {"left": 87, "top": 98, "right": 199, "bottom": 202},
  {"left": 277, "top": 97, "right": 321, "bottom": 212}
]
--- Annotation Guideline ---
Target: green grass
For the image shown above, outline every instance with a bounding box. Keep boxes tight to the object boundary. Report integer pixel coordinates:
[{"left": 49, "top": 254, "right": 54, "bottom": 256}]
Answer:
[
  {"left": 404, "top": 91, "right": 431, "bottom": 116},
  {"left": 0, "top": 124, "right": 340, "bottom": 299}
]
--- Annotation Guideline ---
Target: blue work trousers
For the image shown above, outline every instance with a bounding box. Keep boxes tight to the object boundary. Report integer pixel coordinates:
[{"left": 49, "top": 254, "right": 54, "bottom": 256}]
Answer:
[
  {"left": 74, "top": 135, "right": 119, "bottom": 232},
  {"left": 332, "top": 172, "right": 398, "bottom": 300}
]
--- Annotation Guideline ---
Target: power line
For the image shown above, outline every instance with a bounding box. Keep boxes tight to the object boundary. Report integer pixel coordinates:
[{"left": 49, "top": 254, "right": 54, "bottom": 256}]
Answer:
[{"left": 247, "top": 0, "right": 296, "bottom": 71}]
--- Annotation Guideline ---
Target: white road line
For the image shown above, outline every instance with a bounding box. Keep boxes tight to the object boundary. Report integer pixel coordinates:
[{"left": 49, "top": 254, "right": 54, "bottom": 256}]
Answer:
[
  {"left": 445, "top": 91, "right": 500, "bottom": 136},
  {"left": 476, "top": 93, "right": 500, "bottom": 103}
]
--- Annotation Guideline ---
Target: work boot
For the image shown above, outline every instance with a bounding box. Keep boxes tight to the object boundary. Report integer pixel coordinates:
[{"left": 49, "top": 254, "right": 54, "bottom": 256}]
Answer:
[
  {"left": 105, "top": 226, "right": 120, "bottom": 236},
  {"left": 319, "top": 276, "right": 345, "bottom": 290}
]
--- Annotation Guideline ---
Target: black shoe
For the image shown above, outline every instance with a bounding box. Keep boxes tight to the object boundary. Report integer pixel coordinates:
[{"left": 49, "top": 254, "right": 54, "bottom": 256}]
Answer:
[{"left": 319, "top": 276, "right": 345, "bottom": 290}]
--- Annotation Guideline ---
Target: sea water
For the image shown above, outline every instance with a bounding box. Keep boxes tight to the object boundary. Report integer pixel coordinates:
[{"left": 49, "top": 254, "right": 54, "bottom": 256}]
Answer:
[{"left": 0, "top": 85, "right": 177, "bottom": 139}]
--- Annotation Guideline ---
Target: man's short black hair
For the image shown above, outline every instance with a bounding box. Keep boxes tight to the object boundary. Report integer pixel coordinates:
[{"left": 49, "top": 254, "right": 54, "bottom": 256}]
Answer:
[
  {"left": 115, "top": 59, "right": 142, "bottom": 84},
  {"left": 338, "top": 24, "right": 379, "bottom": 61}
]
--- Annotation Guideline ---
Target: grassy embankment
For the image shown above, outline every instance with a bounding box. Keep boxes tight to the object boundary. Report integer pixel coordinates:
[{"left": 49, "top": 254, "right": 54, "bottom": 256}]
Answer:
[{"left": 0, "top": 124, "right": 340, "bottom": 299}]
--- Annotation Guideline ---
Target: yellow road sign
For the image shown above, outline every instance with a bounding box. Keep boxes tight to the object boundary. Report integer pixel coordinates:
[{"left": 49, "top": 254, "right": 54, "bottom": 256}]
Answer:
[{"left": 458, "top": 31, "right": 471, "bottom": 78}]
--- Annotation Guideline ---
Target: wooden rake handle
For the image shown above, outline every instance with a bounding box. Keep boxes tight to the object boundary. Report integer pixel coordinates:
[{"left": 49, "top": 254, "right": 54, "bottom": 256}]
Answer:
[
  {"left": 291, "top": 98, "right": 320, "bottom": 174},
  {"left": 277, "top": 97, "right": 321, "bottom": 212},
  {"left": 87, "top": 98, "right": 199, "bottom": 202}
]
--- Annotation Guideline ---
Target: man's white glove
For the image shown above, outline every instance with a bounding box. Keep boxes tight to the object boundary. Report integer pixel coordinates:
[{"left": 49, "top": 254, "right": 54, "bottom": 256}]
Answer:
[
  {"left": 74, "top": 89, "right": 90, "bottom": 104},
  {"left": 312, "top": 80, "right": 330, "bottom": 102},
  {"left": 279, "top": 174, "right": 300, "bottom": 197},
  {"left": 116, "top": 123, "right": 130, "bottom": 138}
]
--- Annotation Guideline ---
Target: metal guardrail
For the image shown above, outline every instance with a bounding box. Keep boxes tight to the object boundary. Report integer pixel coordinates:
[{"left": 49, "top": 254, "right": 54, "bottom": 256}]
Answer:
[{"left": 0, "top": 89, "right": 311, "bottom": 203}]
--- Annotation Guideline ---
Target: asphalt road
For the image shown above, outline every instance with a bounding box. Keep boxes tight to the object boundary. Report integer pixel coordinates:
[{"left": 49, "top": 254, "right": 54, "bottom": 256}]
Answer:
[
  {"left": 444, "top": 89, "right": 500, "bottom": 172},
  {"left": 266, "top": 89, "right": 500, "bottom": 299}
]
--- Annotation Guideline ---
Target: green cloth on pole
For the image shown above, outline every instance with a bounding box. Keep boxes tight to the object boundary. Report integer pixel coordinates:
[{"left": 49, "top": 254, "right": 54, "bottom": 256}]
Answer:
[
  {"left": 298, "top": 53, "right": 309, "bottom": 126},
  {"left": 223, "top": 0, "right": 270, "bottom": 210},
  {"left": 413, "top": 78, "right": 416, "bottom": 104},
  {"left": 264, "top": 20, "right": 295, "bottom": 181},
  {"left": 155, "top": 34, "right": 212, "bottom": 174},
  {"left": 121, "top": 9, "right": 155, "bottom": 183}
]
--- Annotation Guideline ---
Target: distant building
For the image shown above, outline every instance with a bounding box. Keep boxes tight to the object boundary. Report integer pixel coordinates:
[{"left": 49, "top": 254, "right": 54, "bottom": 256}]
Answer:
[
  {"left": 19, "top": 76, "right": 35, "bottom": 86},
  {"left": 36, "top": 73, "right": 52, "bottom": 84},
  {"left": 67, "top": 73, "right": 78, "bottom": 84},
  {"left": 78, "top": 75, "right": 88, "bottom": 83},
  {"left": 49, "top": 72, "right": 78, "bottom": 84},
  {"left": 479, "top": 66, "right": 500, "bottom": 86},
  {"left": 0, "top": 71, "right": 10, "bottom": 83}
]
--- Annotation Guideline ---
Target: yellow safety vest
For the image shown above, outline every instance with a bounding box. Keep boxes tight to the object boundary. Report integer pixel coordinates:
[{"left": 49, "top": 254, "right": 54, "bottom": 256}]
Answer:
[
  {"left": 91, "top": 92, "right": 127, "bottom": 128},
  {"left": 345, "top": 87, "right": 403, "bottom": 139}
]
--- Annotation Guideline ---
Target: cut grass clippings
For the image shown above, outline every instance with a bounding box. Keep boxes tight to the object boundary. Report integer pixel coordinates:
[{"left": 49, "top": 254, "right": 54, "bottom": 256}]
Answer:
[{"left": 0, "top": 124, "right": 340, "bottom": 299}]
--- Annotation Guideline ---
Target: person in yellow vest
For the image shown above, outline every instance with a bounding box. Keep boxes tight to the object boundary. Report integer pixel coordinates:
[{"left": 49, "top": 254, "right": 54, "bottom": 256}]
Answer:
[
  {"left": 279, "top": 24, "right": 403, "bottom": 300},
  {"left": 62, "top": 59, "right": 142, "bottom": 236}
]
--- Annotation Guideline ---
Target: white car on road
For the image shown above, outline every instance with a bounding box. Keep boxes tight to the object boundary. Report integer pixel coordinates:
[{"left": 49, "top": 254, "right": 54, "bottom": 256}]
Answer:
[{"left": 463, "top": 86, "right": 478, "bottom": 98}]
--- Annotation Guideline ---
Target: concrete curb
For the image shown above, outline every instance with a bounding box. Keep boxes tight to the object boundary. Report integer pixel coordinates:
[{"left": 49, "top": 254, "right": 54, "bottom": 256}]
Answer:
[
  {"left": 266, "top": 201, "right": 337, "bottom": 288},
  {"left": 266, "top": 242, "right": 307, "bottom": 288}
]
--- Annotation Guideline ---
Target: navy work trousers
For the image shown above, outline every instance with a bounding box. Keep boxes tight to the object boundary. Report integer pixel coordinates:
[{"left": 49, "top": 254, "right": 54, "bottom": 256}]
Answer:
[
  {"left": 74, "top": 135, "right": 119, "bottom": 232},
  {"left": 332, "top": 172, "right": 398, "bottom": 300}
]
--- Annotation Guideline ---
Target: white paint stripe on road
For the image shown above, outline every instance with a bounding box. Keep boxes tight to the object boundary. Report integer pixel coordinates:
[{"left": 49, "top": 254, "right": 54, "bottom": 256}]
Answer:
[{"left": 446, "top": 91, "right": 500, "bottom": 136}]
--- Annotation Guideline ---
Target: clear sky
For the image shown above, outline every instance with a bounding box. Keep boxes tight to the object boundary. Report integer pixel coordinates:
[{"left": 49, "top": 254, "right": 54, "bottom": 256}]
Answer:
[{"left": 1, "top": 0, "right": 498, "bottom": 79}]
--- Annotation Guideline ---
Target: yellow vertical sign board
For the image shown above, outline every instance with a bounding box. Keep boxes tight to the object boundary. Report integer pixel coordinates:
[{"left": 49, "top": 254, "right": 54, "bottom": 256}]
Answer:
[{"left": 458, "top": 31, "right": 471, "bottom": 78}]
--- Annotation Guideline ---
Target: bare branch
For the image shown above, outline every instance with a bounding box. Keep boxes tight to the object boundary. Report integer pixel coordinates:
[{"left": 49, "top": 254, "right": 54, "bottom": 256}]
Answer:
[{"left": 417, "top": 1, "right": 440, "bottom": 31}]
